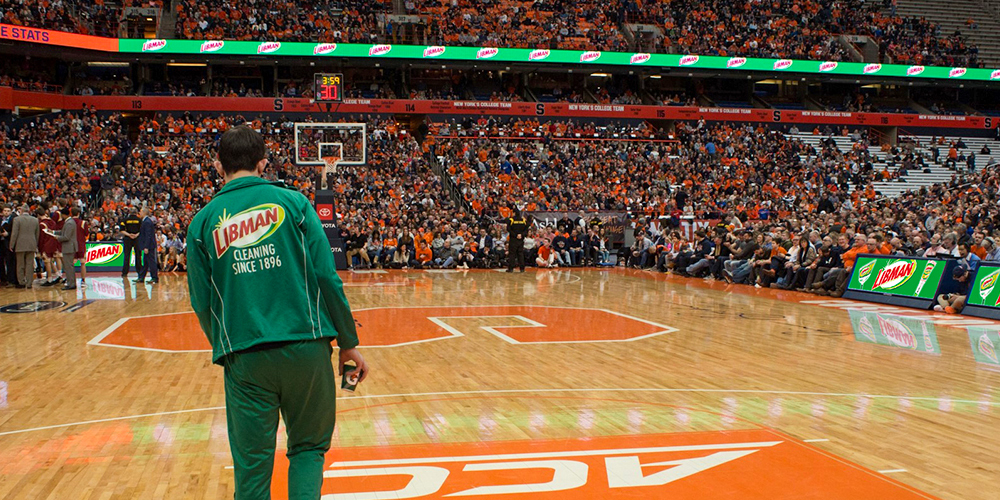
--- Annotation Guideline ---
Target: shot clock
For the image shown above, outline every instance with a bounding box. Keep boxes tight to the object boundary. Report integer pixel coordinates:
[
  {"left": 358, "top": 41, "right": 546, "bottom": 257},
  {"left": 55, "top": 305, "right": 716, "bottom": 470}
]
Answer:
[{"left": 314, "top": 73, "right": 343, "bottom": 103}]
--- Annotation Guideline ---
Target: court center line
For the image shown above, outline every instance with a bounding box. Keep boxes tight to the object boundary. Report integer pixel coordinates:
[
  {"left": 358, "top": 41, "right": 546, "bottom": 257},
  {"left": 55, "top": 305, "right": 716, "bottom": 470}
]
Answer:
[
  {"left": 0, "top": 387, "right": 996, "bottom": 437},
  {"left": 0, "top": 406, "right": 226, "bottom": 437},
  {"left": 878, "top": 469, "right": 908, "bottom": 474}
]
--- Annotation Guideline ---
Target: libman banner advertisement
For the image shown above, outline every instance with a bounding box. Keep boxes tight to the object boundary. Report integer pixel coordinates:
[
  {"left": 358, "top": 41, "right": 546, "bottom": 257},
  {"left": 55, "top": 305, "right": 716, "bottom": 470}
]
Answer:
[
  {"left": 966, "top": 263, "right": 1000, "bottom": 308},
  {"left": 847, "top": 256, "right": 944, "bottom": 299},
  {"left": 82, "top": 241, "right": 137, "bottom": 270},
  {"left": 849, "top": 310, "right": 940, "bottom": 355},
  {"left": 110, "top": 37, "right": 1000, "bottom": 83},
  {"left": 966, "top": 327, "right": 1000, "bottom": 368}
]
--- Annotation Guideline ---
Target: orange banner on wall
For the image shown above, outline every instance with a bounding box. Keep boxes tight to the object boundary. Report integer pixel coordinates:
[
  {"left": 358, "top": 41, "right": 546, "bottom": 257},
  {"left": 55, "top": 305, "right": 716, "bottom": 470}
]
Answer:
[
  {"left": 0, "top": 24, "right": 117, "bottom": 52},
  {"left": 3, "top": 89, "right": 999, "bottom": 131}
]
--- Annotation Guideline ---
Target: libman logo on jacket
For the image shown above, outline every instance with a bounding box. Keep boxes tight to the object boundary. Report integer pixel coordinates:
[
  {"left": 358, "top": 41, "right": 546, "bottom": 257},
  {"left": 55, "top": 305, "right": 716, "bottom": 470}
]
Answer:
[
  {"left": 86, "top": 243, "right": 123, "bottom": 265},
  {"left": 212, "top": 204, "right": 286, "bottom": 258},
  {"left": 872, "top": 260, "right": 916, "bottom": 290},
  {"left": 978, "top": 269, "right": 1000, "bottom": 304},
  {"left": 857, "top": 260, "right": 876, "bottom": 287}
]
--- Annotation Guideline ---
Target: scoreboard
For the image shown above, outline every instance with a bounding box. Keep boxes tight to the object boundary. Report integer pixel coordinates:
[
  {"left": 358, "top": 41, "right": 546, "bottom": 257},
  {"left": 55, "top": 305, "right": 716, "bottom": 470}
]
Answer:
[{"left": 314, "top": 73, "right": 343, "bottom": 103}]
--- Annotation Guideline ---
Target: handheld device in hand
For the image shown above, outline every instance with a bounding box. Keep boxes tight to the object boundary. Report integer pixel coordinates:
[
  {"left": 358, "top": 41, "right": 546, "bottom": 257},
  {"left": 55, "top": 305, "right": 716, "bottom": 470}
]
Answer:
[{"left": 341, "top": 363, "right": 361, "bottom": 392}]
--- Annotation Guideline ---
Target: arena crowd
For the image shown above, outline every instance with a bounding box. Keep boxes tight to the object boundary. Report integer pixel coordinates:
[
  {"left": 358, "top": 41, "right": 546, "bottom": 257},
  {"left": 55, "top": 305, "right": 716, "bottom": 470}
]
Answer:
[{"left": 1, "top": 109, "right": 997, "bottom": 313}]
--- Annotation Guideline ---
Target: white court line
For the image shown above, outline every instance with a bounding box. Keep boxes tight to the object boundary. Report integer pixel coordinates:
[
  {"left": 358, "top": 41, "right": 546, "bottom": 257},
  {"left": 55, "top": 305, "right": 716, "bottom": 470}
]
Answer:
[
  {"left": 803, "top": 439, "right": 830, "bottom": 443},
  {"left": 1, "top": 387, "right": 998, "bottom": 437},
  {"left": 0, "top": 406, "right": 225, "bottom": 437},
  {"left": 878, "top": 469, "right": 908, "bottom": 474},
  {"left": 86, "top": 317, "right": 129, "bottom": 346}
]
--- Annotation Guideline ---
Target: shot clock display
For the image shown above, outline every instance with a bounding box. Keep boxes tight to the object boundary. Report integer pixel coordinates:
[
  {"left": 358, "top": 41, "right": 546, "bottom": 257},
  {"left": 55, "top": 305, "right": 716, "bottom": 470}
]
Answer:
[{"left": 314, "top": 73, "right": 343, "bottom": 103}]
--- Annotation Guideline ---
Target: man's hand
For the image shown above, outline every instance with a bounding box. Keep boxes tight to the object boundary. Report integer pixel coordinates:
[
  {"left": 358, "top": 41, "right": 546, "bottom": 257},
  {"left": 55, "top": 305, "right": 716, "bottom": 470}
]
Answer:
[
  {"left": 339, "top": 347, "right": 370, "bottom": 384},
  {"left": 143, "top": 248, "right": 148, "bottom": 255}
]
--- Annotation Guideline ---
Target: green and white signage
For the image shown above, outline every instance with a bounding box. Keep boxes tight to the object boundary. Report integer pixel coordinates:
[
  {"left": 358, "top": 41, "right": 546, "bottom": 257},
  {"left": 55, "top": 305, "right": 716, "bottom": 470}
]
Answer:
[
  {"left": 114, "top": 39, "right": 1000, "bottom": 83},
  {"left": 848, "top": 256, "right": 944, "bottom": 299},
  {"left": 967, "top": 264, "right": 1000, "bottom": 308}
]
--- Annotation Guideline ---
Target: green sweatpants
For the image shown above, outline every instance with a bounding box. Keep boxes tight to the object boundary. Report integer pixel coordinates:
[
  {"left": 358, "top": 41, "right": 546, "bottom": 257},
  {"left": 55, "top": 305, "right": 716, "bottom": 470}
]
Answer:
[{"left": 223, "top": 339, "right": 337, "bottom": 500}]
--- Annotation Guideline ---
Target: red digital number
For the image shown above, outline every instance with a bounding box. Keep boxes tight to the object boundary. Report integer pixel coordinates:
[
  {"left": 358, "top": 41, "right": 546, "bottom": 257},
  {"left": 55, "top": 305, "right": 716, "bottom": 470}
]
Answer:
[{"left": 319, "top": 83, "right": 339, "bottom": 102}]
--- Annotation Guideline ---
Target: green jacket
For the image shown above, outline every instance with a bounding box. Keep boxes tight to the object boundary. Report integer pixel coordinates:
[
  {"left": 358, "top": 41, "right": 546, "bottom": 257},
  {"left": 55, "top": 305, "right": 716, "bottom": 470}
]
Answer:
[{"left": 186, "top": 176, "right": 359, "bottom": 364}]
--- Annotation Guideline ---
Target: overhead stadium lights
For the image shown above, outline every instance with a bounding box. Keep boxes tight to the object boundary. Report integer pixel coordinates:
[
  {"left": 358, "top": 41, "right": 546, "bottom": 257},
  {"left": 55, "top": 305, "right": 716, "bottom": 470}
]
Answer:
[
  {"left": 87, "top": 62, "right": 130, "bottom": 67},
  {"left": 589, "top": 73, "right": 611, "bottom": 77}
]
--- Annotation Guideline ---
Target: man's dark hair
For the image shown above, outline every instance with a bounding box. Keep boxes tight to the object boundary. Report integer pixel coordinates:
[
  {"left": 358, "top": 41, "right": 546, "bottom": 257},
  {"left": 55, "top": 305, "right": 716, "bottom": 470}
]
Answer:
[
  {"left": 218, "top": 125, "right": 266, "bottom": 175},
  {"left": 70, "top": 207, "right": 81, "bottom": 217}
]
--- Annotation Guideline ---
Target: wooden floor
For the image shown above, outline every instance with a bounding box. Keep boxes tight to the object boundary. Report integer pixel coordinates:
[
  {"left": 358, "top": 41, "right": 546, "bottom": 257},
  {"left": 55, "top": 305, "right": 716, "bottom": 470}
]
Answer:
[{"left": 1, "top": 268, "right": 999, "bottom": 499}]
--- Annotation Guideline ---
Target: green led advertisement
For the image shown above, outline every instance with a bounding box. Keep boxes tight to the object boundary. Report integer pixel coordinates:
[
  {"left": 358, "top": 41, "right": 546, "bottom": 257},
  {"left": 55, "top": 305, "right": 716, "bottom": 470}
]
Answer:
[
  {"left": 966, "top": 264, "right": 1000, "bottom": 308},
  {"left": 847, "top": 256, "right": 944, "bottom": 299},
  {"left": 82, "top": 241, "right": 136, "bottom": 270},
  {"left": 849, "top": 310, "right": 940, "bottom": 355},
  {"left": 116, "top": 38, "right": 1000, "bottom": 83},
  {"left": 967, "top": 327, "right": 1000, "bottom": 367}
]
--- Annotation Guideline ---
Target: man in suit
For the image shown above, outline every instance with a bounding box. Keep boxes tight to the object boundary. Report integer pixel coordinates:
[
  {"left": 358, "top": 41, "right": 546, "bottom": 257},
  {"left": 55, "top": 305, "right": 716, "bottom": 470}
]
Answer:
[
  {"left": 9, "top": 204, "right": 40, "bottom": 289},
  {"left": 55, "top": 208, "right": 79, "bottom": 290},
  {"left": 0, "top": 204, "right": 12, "bottom": 286},
  {"left": 134, "top": 207, "right": 159, "bottom": 284}
]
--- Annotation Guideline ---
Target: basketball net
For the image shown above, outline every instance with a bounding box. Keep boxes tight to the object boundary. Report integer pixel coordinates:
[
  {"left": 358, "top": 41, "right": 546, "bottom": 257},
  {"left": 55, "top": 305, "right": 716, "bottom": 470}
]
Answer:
[{"left": 320, "top": 154, "right": 341, "bottom": 190}]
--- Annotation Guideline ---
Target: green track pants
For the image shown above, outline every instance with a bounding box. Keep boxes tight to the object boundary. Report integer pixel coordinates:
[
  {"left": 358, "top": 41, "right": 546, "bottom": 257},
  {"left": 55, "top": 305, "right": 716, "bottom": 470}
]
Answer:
[{"left": 223, "top": 339, "right": 337, "bottom": 500}]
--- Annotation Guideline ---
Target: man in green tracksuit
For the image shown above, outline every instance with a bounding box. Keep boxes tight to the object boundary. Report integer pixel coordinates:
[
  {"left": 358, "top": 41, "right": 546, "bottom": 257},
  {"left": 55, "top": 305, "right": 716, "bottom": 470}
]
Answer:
[{"left": 187, "top": 125, "right": 369, "bottom": 500}]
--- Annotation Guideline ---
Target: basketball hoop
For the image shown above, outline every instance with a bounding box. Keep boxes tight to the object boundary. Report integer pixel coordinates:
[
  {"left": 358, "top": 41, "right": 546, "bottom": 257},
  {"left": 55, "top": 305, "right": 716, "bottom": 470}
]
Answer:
[
  {"left": 320, "top": 153, "right": 341, "bottom": 190},
  {"left": 318, "top": 142, "right": 344, "bottom": 190}
]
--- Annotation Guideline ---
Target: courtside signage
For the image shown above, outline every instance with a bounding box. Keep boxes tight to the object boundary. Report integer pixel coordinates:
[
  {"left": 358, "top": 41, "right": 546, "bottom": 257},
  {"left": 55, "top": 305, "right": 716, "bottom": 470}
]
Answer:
[
  {"left": 967, "top": 264, "right": 1000, "bottom": 308},
  {"left": 82, "top": 241, "right": 136, "bottom": 270},
  {"left": 848, "top": 256, "right": 943, "bottom": 299},
  {"left": 849, "top": 310, "right": 940, "bottom": 354}
]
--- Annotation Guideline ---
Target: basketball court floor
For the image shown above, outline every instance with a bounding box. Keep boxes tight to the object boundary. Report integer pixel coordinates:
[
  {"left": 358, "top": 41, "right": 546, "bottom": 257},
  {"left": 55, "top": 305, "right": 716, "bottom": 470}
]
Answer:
[{"left": 1, "top": 268, "right": 998, "bottom": 499}]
